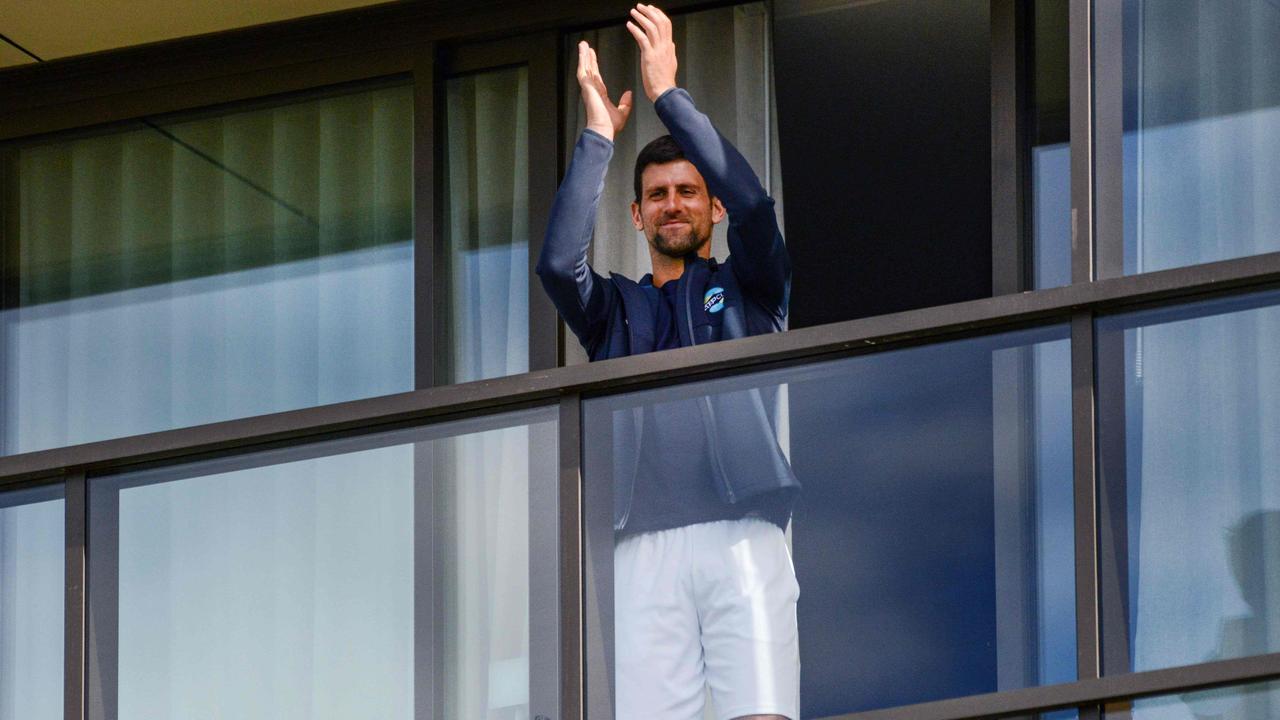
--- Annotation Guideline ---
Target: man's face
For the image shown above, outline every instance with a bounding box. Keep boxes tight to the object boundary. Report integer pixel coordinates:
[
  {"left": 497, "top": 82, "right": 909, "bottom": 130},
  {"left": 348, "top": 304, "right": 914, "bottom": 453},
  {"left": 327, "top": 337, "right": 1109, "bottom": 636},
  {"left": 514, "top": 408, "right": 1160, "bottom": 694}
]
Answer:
[{"left": 631, "top": 160, "right": 725, "bottom": 259}]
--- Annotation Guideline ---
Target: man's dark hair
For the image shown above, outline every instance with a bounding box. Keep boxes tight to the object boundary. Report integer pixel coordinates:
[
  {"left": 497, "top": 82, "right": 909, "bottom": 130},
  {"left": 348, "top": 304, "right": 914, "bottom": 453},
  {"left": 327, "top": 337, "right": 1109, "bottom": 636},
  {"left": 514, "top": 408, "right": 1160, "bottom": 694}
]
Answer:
[{"left": 633, "top": 135, "right": 686, "bottom": 202}]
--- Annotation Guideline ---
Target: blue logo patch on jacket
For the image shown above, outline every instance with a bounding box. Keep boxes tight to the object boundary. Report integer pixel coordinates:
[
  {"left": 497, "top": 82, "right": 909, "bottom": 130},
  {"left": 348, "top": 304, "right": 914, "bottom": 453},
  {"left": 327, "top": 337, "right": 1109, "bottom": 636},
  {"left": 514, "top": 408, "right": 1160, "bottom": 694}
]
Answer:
[{"left": 703, "top": 287, "right": 726, "bottom": 313}]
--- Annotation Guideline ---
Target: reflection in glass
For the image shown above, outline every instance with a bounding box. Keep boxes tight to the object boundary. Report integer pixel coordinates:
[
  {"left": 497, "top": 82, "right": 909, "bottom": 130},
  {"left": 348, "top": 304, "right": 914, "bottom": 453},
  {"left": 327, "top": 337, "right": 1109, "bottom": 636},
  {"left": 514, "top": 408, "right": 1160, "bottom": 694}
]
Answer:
[
  {"left": 0, "top": 486, "right": 63, "bottom": 720},
  {"left": 443, "top": 67, "right": 530, "bottom": 383},
  {"left": 1031, "top": 0, "right": 1071, "bottom": 290},
  {"left": 1, "top": 82, "right": 414, "bottom": 456},
  {"left": 1109, "top": 1, "right": 1280, "bottom": 277},
  {"left": 87, "top": 408, "right": 556, "bottom": 720},
  {"left": 584, "top": 326, "right": 1075, "bottom": 718},
  {"left": 1097, "top": 289, "right": 1280, "bottom": 674},
  {"left": 1109, "top": 680, "right": 1280, "bottom": 720}
]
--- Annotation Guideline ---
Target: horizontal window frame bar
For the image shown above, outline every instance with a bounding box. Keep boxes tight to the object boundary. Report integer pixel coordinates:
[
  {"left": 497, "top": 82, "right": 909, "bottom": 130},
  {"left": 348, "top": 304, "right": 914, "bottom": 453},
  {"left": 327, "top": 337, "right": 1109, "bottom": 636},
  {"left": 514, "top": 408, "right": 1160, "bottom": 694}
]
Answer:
[
  {"left": 3, "top": 249, "right": 1280, "bottom": 488},
  {"left": 812, "top": 652, "right": 1280, "bottom": 720},
  {"left": 0, "top": 46, "right": 421, "bottom": 142}
]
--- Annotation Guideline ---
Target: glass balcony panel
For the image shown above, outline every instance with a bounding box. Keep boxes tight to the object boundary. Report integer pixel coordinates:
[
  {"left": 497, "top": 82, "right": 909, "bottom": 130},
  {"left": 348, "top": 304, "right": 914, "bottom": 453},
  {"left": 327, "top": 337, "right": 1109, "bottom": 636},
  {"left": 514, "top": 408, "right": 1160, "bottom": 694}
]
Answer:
[
  {"left": 87, "top": 407, "right": 556, "bottom": 720},
  {"left": 0, "top": 485, "right": 63, "bottom": 720},
  {"left": 1105, "top": 680, "right": 1280, "bottom": 720},
  {"left": 1097, "top": 288, "right": 1280, "bottom": 673},
  {"left": 583, "top": 325, "right": 1075, "bottom": 718},
  {"left": 1, "top": 81, "right": 414, "bottom": 456}
]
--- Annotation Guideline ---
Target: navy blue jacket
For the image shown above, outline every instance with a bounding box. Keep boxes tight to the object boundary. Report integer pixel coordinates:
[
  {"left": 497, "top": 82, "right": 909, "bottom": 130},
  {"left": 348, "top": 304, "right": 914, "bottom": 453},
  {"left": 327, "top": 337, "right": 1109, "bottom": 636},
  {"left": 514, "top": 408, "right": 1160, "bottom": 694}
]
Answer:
[{"left": 536, "top": 88, "right": 799, "bottom": 530}]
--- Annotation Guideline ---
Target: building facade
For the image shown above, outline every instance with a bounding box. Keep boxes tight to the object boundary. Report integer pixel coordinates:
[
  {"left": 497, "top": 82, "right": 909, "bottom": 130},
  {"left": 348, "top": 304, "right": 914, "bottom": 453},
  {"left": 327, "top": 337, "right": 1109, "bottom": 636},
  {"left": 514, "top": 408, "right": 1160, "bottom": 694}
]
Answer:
[{"left": 2, "top": 0, "right": 1279, "bottom": 718}]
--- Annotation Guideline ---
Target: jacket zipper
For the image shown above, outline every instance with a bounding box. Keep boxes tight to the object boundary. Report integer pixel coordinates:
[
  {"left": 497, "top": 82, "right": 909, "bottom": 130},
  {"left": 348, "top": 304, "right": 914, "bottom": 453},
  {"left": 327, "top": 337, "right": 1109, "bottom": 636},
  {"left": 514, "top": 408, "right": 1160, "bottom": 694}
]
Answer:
[
  {"left": 683, "top": 263, "right": 736, "bottom": 503},
  {"left": 617, "top": 311, "right": 639, "bottom": 530}
]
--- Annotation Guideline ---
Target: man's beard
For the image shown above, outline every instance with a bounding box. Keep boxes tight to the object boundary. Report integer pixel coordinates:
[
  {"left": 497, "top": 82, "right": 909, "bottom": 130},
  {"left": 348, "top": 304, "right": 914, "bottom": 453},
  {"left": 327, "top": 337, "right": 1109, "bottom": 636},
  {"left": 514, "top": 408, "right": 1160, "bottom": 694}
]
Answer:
[{"left": 650, "top": 223, "right": 709, "bottom": 258}]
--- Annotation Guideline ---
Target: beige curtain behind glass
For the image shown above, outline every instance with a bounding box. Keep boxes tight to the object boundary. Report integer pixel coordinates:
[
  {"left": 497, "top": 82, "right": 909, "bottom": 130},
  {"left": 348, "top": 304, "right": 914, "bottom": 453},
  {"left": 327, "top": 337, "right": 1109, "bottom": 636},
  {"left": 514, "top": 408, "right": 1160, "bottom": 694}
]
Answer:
[
  {"left": 443, "top": 67, "right": 530, "bottom": 384},
  {"left": 439, "top": 65, "right": 534, "bottom": 720},
  {"left": 562, "top": 2, "right": 785, "bottom": 366},
  {"left": 6, "top": 83, "right": 413, "bottom": 454}
]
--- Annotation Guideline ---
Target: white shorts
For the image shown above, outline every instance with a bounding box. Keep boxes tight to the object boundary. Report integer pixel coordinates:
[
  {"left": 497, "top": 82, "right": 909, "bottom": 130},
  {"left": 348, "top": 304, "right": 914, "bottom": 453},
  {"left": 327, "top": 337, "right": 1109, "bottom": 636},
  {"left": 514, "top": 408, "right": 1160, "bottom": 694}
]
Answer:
[{"left": 614, "top": 517, "right": 800, "bottom": 720}]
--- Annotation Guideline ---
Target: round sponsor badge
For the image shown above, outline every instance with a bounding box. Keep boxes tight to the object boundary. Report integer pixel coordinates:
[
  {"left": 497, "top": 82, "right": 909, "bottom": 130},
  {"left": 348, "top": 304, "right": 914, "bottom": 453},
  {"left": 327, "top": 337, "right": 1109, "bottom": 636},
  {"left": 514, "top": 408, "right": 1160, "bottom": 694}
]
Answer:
[{"left": 703, "top": 287, "right": 725, "bottom": 313}]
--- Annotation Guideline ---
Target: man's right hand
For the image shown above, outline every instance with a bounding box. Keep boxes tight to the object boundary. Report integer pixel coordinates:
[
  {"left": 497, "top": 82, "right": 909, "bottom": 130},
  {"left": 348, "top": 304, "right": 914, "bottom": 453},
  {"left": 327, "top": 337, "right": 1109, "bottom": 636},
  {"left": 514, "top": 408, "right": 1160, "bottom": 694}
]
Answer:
[{"left": 577, "top": 40, "right": 632, "bottom": 141}]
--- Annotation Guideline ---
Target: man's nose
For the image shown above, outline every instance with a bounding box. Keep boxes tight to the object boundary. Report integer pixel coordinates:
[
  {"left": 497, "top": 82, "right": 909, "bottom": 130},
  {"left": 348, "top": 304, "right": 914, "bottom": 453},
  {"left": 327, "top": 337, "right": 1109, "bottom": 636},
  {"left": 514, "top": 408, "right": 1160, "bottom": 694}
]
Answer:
[{"left": 661, "top": 192, "right": 684, "bottom": 214}]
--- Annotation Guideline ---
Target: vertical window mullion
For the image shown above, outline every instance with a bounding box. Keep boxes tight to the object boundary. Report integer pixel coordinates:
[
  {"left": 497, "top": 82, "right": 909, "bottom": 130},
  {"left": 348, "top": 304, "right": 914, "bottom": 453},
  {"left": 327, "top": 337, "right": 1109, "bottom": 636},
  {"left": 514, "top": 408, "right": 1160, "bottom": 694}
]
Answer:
[
  {"left": 529, "top": 401, "right": 563, "bottom": 720},
  {"left": 414, "top": 43, "right": 439, "bottom": 391},
  {"left": 64, "top": 471, "right": 86, "bottom": 720},
  {"left": 1091, "top": 0, "right": 1125, "bottom": 279},
  {"left": 414, "top": 440, "right": 441, "bottom": 720},
  {"left": 558, "top": 393, "right": 584, "bottom": 720},
  {"left": 1, "top": 148, "right": 14, "bottom": 458},
  {"left": 991, "top": 0, "right": 1030, "bottom": 296},
  {"left": 1071, "top": 312, "right": 1101, "bottom": 714},
  {"left": 1069, "top": 0, "right": 1096, "bottom": 284},
  {"left": 582, "top": 391, "right": 615, "bottom": 720},
  {"left": 85, "top": 478, "right": 119, "bottom": 720},
  {"left": 527, "top": 34, "right": 563, "bottom": 372}
]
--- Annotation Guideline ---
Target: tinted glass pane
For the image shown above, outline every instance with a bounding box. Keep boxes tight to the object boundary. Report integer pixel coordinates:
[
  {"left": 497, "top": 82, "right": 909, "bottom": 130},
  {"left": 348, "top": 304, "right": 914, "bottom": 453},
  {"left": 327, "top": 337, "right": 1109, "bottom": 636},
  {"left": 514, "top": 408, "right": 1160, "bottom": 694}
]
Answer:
[
  {"left": 583, "top": 326, "right": 1075, "bottom": 718},
  {"left": 1031, "top": 0, "right": 1071, "bottom": 290},
  {"left": 1, "top": 82, "right": 414, "bottom": 456},
  {"left": 0, "top": 486, "right": 63, "bottom": 720},
  {"left": 775, "top": 0, "right": 991, "bottom": 325},
  {"left": 1106, "top": 1, "right": 1280, "bottom": 277},
  {"left": 1107, "top": 680, "right": 1280, "bottom": 720},
  {"left": 443, "top": 67, "right": 529, "bottom": 383},
  {"left": 1097, "top": 289, "right": 1280, "bottom": 673},
  {"left": 87, "top": 408, "right": 556, "bottom": 720}
]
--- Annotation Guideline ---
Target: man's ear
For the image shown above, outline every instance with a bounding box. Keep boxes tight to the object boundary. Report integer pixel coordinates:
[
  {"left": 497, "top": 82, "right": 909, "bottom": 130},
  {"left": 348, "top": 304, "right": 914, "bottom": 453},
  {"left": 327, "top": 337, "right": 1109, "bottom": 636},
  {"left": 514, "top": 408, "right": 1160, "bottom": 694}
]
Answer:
[
  {"left": 711, "top": 196, "right": 726, "bottom": 225},
  {"left": 630, "top": 200, "right": 644, "bottom": 231}
]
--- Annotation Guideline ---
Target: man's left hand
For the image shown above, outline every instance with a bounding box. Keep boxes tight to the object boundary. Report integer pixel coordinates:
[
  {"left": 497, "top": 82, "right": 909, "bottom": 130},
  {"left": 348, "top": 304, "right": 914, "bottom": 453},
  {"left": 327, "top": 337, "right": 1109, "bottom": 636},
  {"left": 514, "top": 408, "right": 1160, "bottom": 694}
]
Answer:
[{"left": 626, "top": 3, "right": 678, "bottom": 102}]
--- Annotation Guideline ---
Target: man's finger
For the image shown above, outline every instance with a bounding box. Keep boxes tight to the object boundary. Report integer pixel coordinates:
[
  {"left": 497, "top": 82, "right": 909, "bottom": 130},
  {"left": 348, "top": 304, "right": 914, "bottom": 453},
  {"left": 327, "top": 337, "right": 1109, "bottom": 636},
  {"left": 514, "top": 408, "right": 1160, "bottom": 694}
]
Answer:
[
  {"left": 629, "top": 7, "right": 660, "bottom": 42},
  {"left": 577, "top": 41, "right": 587, "bottom": 78},
  {"left": 638, "top": 4, "right": 671, "bottom": 40},
  {"left": 625, "top": 21, "right": 651, "bottom": 51},
  {"left": 589, "top": 46, "right": 600, "bottom": 77},
  {"left": 617, "top": 89, "right": 634, "bottom": 117}
]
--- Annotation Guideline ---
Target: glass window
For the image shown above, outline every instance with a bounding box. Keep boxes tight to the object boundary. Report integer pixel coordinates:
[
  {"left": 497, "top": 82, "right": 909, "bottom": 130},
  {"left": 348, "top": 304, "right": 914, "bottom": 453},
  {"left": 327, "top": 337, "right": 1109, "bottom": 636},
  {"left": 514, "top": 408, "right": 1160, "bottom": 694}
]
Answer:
[
  {"left": 1105, "top": 1, "right": 1280, "bottom": 277},
  {"left": 1, "top": 80, "right": 414, "bottom": 456},
  {"left": 1031, "top": 0, "right": 1072, "bottom": 290},
  {"left": 1097, "top": 288, "right": 1280, "bottom": 674},
  {"left": 1106, "top": 680, "right": 1280, "bottom": 720},
  {"left": 583, "top": 325, "right": 1075, "bottom": 718},
  {"left": 87, "top": 407, "right": 557, "bottom": 720},
  {"left": 443, "top": 66, "right": 531, "bottom": 382},
  {"left": 773, "top": 0, "right": 991, "bottom": 325},
  {"left": 561, "top": 2, "right": 780, "bottom": 365},
  {"left": 0, "top": 485, "right": 63, "bottom": 720}
]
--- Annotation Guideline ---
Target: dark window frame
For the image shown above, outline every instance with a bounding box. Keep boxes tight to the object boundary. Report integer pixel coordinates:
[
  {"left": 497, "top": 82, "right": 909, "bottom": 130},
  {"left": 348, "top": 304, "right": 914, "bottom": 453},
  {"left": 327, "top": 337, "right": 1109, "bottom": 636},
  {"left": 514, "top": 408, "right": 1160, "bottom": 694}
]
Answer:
[{"left": 2, "top": 0, "right": 1280, "bottom": 718}]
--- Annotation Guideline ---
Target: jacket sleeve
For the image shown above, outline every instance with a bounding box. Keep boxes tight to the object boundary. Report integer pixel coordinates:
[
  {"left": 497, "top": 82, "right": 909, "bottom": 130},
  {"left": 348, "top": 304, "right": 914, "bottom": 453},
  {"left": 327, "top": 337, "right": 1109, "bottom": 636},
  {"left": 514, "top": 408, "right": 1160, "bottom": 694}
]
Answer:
[
  {"left": 535, "top": 128, "right": 614, "bottom": 351},
  {"left": 654, "top": 87, "right": 791, "bottom": 319}
]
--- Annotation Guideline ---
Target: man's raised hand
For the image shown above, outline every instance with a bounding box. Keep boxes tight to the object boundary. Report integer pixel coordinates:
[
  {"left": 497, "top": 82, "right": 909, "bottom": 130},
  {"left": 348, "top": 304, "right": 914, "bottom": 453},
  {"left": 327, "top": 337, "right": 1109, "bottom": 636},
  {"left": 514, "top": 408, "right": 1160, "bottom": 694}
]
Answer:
[
  {"left": 626, "top": 3, "right": 677, "bottom": 103},
  {"left": 577, "top": 41, "right": 632, "bottom": 142}
]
